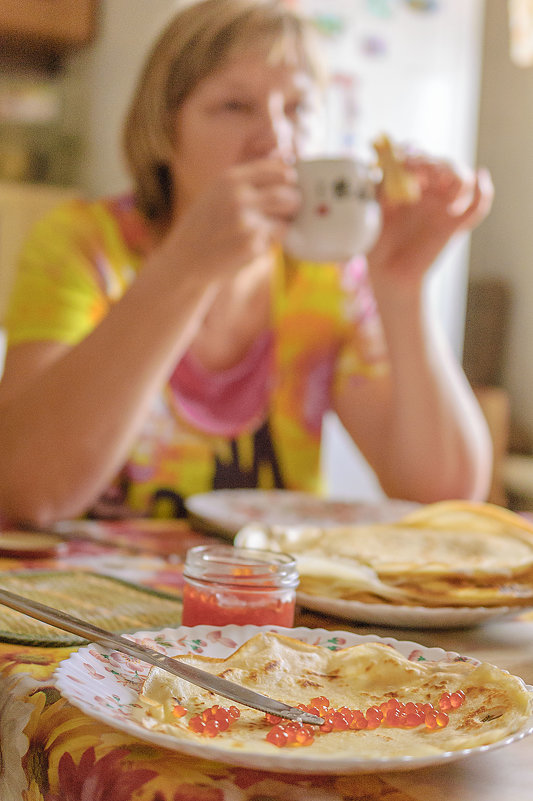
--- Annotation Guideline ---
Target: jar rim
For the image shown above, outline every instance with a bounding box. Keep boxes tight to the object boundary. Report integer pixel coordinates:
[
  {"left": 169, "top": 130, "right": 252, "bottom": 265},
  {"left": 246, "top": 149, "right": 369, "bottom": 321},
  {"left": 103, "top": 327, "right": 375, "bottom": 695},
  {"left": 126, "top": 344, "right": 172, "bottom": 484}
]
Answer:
[{"left": 183, "top": 544, "right": 299, "bottom": 588}]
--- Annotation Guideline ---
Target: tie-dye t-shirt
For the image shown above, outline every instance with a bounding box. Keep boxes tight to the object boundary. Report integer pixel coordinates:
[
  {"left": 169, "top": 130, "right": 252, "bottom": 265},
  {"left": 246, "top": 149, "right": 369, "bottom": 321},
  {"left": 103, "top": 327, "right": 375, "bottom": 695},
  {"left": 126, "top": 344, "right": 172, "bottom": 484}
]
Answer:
[{"left": 4, "top": 194, "right": 388, "bottom": 518}]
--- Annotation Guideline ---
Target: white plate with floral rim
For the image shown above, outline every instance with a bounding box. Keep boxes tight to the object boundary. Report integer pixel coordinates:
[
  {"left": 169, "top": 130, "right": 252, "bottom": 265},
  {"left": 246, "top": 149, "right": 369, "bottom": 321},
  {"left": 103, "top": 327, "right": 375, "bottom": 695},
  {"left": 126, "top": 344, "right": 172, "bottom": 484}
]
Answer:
[
  {"left": 185, "top": 490, "right": 419, "bottom": 537},
  {"left": 53, "top": 624, "right": 533, "bottom": 774}
]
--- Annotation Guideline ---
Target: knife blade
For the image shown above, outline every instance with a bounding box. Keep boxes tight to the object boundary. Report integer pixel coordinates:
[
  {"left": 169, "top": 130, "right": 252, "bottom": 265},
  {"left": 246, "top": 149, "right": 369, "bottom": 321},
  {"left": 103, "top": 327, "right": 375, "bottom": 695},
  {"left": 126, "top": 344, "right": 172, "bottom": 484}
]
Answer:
[{"left": 0, "top": 587, "right": 323, "bottom": 725}]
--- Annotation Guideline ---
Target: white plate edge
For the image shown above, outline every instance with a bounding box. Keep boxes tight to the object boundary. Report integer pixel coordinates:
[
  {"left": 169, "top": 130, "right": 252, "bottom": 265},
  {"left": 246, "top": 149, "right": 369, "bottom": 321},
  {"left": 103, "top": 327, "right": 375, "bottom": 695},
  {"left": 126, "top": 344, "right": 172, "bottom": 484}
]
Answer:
[{"left": 53, "top": 623, "right": 533, "bottom": 774}]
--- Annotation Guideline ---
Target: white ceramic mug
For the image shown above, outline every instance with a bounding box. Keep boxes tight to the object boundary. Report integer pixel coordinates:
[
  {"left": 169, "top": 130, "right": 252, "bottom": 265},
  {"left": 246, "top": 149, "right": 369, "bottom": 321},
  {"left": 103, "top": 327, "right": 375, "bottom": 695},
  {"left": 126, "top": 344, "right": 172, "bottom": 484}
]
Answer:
[{"left": 285, "top": 157, "right": 382, "bottom": 262}]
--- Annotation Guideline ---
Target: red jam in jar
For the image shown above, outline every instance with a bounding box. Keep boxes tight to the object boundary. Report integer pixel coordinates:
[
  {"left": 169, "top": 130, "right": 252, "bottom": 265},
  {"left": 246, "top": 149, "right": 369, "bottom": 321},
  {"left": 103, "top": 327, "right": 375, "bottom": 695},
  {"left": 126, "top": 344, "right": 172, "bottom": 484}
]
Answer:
[{"left": 181, "top": 544, "right": 299, "bottom": 627}]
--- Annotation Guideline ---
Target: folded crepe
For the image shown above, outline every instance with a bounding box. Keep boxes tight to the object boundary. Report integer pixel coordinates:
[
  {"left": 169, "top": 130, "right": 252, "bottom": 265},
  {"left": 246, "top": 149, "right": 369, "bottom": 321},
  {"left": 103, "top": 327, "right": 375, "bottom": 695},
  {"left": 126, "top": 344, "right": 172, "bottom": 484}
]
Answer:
[
  {"left": 135, "top": 632, "right": 532, "bottom": 761},
  {"left": 237, "top": 501, "right": 533, "bottom": 607}
]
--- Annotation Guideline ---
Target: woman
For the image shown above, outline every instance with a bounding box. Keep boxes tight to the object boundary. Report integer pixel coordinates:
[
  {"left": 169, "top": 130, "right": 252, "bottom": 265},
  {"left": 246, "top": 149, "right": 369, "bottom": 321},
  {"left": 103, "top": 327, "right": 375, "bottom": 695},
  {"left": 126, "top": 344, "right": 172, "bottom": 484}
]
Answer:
[{"left": 0, "top": 0, "right": 494, "bottom": 526}]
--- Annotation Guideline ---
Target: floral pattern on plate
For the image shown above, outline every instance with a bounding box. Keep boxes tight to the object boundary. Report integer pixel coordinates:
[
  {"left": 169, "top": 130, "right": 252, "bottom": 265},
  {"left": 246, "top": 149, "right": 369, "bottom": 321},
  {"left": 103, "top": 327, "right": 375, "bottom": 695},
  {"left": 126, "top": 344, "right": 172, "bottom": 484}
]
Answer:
[{"left": 53, "top": 623, "right": 533, "bottom": 775}]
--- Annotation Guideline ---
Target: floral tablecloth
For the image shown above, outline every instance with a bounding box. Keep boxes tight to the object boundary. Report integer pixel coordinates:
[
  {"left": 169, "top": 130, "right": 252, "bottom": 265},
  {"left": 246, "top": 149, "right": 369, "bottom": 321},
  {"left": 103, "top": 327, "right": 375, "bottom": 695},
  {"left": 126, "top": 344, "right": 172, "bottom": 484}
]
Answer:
[{"left": 0, "top": 520, "right": 419, "bottom": 801}]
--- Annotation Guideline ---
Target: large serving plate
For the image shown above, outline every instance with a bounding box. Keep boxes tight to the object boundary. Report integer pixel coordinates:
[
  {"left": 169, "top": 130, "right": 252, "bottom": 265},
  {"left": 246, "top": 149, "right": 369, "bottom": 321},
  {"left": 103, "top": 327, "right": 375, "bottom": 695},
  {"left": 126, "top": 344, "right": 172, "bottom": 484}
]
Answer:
[
  {"left": 54, "top": 624, "right": 533, "bottom": 774},
  {"left": 296, "top": 591, "right": 514, "bottom": 630},
  {"left": 185, "top": 489, "right": 418, "bottom": 536}
]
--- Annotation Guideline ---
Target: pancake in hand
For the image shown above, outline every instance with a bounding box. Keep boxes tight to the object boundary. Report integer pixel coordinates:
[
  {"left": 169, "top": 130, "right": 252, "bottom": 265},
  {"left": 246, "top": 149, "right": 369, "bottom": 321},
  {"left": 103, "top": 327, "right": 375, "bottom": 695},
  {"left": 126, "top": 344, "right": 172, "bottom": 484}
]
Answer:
[
  {"left": 134, "top": 632, "right": 532, "bottom": 763},
  {"left": 373, "top": 134, "right": 421, "bottom": 203}
]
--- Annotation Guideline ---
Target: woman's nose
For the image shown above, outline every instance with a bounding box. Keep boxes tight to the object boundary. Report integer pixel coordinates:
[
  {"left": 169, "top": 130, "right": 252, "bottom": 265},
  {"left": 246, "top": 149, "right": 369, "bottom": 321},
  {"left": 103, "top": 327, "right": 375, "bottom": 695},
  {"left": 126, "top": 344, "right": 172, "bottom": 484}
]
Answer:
[{"left": 252, "top": 107, "right": 294, "bottom": 160}]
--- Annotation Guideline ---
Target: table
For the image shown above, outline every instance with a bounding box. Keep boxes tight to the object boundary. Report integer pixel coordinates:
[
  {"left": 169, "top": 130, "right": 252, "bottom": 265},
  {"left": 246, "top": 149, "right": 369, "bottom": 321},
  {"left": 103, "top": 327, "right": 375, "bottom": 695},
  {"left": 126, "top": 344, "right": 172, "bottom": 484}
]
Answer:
[{"left": 0, "top": 519, "right": 532, "bottom": 801}]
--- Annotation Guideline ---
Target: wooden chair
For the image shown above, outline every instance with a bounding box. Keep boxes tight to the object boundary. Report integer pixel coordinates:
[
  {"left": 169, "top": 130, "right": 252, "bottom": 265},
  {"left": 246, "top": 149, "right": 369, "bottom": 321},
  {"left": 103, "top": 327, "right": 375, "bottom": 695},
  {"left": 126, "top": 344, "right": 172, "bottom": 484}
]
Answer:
[{"left": 473, "top": 385, "right": 510, "bottom": 507}]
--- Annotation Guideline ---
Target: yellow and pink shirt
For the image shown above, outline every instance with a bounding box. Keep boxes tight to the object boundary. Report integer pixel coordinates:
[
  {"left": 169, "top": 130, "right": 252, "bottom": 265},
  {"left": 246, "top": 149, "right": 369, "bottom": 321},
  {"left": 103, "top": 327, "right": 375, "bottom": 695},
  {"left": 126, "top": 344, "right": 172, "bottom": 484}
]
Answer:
[{"left": 4, "top": 194, "right": 388, "bottom": 518}]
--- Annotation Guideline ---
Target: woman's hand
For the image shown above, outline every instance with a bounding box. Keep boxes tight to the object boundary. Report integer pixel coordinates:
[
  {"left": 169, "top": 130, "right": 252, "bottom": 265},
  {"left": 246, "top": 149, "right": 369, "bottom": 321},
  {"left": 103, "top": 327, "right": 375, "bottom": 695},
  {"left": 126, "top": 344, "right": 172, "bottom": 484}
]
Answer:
[
  {"left": 159, "top": 157, "right": 300, "bottom": 285},
  {"left": 336, "top": 151, "right": 495, "bottom": 503},
  {"left": 367, "top": 154, "right": 494, "bottom": 292}
]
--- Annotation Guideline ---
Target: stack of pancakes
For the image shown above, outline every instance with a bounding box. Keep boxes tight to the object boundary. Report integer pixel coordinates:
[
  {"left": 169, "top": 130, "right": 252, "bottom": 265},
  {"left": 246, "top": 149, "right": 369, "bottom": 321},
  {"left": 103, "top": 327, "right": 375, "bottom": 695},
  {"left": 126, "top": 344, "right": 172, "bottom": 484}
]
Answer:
[{"left": 237, "top": 501, "right": 533, "bottom": 608}]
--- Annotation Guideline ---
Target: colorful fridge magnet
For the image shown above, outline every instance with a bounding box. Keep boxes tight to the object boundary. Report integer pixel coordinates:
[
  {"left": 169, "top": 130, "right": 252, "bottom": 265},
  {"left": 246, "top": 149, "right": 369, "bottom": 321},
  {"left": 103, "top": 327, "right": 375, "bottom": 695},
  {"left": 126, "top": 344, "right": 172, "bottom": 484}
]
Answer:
[
  {"left": 360, "top": 33, "right": 389, "bottom": 57},
  {"left": 404, "top": 0, "right": 440, "bottom": 12},
  {"left": 366, "top": 0, "right": 396, "bottom": 18},
  {"left": 310, "top": 13, "right": 346, "bottom": 37}
]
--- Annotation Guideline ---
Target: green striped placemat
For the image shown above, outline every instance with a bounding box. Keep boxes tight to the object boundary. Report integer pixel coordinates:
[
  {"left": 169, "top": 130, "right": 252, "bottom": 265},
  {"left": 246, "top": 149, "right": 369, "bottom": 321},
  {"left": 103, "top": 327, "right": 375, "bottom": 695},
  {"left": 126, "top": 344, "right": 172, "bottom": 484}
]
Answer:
[{"left": 0, "top": 570, "right": 183, "bottom": 646}]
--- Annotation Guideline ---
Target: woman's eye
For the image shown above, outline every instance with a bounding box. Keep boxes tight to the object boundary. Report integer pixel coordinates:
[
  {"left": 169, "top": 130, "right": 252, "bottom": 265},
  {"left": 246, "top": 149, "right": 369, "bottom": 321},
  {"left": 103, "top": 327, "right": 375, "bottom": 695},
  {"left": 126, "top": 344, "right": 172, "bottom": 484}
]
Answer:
[{"left": 223, "top": 100, "right": 253, "bottom": 113}]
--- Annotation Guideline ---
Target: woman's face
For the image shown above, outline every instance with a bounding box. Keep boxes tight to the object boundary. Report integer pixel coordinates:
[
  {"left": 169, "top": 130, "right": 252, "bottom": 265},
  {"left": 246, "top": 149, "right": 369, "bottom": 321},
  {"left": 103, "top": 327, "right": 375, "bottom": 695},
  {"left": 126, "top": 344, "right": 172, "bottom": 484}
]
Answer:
[{"left": 169, "top": 50, "right": 318, "bottom": 213}]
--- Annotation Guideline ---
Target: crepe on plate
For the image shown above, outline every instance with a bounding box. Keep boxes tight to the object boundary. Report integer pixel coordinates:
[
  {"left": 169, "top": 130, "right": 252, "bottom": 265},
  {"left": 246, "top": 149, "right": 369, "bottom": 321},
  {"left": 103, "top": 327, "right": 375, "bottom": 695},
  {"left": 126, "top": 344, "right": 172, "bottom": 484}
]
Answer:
[
  {"left": 236, "top": 501, "right": 533, "bottom": 607},
  {"left": 135, "top": 631, "right": 532, "bottom": 761}
]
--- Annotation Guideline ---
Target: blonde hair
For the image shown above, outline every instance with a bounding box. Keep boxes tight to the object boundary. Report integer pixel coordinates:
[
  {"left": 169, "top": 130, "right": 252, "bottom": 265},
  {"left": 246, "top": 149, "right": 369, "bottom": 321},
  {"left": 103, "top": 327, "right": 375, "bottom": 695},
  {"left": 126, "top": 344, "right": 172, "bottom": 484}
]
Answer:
[{"left": 123, "top": 0, "right": 325, "bottom": 222}]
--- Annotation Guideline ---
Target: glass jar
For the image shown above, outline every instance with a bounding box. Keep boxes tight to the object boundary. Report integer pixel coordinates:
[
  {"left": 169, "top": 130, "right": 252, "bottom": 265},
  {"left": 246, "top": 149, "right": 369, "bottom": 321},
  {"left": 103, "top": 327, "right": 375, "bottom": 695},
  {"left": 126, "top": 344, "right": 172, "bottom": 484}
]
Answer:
[{"left": 181, "top": 544, "right": 299, "bottom": 628}]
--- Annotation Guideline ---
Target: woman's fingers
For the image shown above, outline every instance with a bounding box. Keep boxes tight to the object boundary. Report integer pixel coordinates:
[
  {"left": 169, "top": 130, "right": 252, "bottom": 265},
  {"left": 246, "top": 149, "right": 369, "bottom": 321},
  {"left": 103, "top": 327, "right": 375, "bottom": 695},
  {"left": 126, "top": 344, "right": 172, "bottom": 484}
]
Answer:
[
  {"left": 256, "top": 183, "right": 301, "bottom": 221},
  {"left": 225, "top": 158, "right": 301, "bottom": 223},
  {"left": 386, "top": 153, "right": 493, "bottom": 233},
  {"left": 233, "top": 157, "right": 298, "bottom": 188},
  {"left": 453, "top": 166, "right": 494, "bottom": 230}
]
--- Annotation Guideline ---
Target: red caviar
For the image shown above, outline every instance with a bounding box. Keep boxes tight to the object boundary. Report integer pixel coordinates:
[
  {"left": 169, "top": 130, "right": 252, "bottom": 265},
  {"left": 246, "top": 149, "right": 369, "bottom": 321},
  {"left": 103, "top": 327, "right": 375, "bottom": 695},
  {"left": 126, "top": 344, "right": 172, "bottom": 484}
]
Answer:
[
  {"left": 181, "top": 545, "right": 298, "bottom": 627},
  {"left": 168, "top": 689, "right": 466, "bottom": 748},
  {"left": 265, "top": 722, "right": 315, "bottom": 747},
  {"left": 182, "top": 581, "right": 296, "bottom": 626},
  {"left": 262, "top": 689, "right": 466, "bottom": 748},
  {"left": 187, "top": 704, "right": 240, "bottom": 736},
  {"left": 450, "top": 690, "right": 466, "bottom": 708},
  {"left": 266, "top": 726, "right": 290, "bottom": 747}
]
